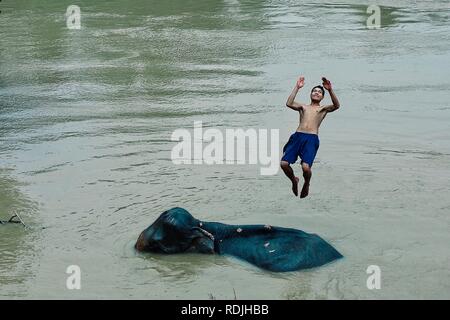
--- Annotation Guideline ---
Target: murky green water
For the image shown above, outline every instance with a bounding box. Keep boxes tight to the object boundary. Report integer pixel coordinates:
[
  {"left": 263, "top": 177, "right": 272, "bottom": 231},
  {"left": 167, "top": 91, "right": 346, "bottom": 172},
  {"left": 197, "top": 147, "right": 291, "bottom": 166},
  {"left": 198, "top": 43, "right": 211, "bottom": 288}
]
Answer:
[{"left": 1, "top": 0, "right": 449, "bottom": 299}]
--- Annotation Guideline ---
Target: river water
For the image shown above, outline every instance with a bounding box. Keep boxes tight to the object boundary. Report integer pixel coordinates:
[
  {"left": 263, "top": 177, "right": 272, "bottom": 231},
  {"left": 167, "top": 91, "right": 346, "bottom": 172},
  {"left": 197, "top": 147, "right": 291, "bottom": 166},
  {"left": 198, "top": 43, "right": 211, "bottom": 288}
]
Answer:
[{"left": 1, "top": 0, "right": 449, "bottom": 299}]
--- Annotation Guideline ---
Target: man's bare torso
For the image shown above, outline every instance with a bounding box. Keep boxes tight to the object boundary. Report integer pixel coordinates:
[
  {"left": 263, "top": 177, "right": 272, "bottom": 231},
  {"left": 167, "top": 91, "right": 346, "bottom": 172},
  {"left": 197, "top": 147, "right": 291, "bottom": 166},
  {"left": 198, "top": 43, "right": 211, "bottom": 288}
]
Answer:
[{"left": 296, "top": 104, "right": 327, "bottom": 135}]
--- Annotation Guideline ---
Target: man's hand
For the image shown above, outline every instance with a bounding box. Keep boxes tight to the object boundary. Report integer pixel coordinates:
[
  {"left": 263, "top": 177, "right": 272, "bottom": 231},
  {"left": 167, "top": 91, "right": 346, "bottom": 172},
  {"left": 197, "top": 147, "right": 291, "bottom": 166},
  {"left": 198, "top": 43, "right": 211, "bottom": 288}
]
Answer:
[
  {"left": 296, "top": 76, "right": 305, "bottom": 89},
  {"left": 286, "top": 76, "right": 306, "bottom": 111},
  {"left": 321, "top": 77, "right": 340, "bottom": 113},
  {"left": 322, "top": 77, "right": 332, "bottom": 91}
]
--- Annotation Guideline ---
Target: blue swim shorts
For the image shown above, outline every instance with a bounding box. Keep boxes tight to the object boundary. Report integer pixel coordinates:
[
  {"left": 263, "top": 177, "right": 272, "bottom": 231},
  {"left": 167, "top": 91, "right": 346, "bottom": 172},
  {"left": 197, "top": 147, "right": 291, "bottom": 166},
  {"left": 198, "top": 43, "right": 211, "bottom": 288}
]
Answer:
[{"left": 281, "top": 132, "right": 320, "bottom": 167}]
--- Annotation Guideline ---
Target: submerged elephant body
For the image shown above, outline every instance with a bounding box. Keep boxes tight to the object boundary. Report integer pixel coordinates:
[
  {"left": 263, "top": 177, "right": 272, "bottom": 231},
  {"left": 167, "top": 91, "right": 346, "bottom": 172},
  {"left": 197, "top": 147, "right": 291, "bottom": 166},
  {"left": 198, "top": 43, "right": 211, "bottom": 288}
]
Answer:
[{"left": 135, "top": 207, "right": 342, "bottom": 272}]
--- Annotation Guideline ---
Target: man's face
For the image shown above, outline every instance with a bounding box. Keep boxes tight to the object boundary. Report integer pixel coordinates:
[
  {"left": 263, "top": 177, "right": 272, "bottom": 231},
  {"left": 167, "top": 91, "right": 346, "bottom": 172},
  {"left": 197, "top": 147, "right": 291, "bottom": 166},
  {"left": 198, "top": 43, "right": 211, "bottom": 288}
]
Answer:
[{"left": 310, "top": 87, "right": 324, "bottom": 102}]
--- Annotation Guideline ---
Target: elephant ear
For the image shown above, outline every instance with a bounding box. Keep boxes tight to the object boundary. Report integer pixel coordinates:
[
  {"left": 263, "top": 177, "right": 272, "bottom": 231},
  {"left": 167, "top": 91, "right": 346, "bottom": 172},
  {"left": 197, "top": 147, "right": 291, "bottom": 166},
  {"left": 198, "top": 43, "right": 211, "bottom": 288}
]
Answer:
[
  {"left": 187, "top": 228, "right": 215, "bottom": 254},
  {"left": 215, "top": 225, "right": 343, "bottom": 272}
]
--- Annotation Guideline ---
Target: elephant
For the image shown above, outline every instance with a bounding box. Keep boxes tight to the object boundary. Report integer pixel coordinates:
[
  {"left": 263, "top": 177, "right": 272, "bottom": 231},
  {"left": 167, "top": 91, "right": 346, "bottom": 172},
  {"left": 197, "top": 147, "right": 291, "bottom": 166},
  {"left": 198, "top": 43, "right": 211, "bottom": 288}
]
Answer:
[{"left": 135, "top": 207, "right": 342, "bottom": 272}]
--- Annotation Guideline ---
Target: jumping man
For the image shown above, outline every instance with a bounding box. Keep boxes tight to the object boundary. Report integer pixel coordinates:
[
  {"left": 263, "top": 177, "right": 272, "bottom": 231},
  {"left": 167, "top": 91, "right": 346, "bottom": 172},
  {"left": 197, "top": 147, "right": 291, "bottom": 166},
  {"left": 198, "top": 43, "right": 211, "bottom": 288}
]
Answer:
[{"left": 280, "top": 76, "right": 341, "bottom": 198}]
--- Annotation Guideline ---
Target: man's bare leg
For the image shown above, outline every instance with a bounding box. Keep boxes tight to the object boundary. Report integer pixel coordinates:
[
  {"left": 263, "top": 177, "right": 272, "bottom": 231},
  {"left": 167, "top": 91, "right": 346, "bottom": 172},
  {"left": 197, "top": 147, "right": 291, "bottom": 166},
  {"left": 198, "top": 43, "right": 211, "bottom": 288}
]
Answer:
[
  {"left": 280, "top": 161, "right": 299, "bottom": 196},
  {"left": 300, "top": 162, "right": 312, "bottom": 198}
]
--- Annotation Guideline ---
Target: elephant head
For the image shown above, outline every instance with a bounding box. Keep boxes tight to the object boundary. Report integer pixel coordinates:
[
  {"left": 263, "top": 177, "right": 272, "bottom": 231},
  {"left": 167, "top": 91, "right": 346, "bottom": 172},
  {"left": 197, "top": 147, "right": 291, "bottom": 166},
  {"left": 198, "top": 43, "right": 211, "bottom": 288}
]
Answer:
[{"left": 135, "top": 207, "right": 215, "bottom": 254}]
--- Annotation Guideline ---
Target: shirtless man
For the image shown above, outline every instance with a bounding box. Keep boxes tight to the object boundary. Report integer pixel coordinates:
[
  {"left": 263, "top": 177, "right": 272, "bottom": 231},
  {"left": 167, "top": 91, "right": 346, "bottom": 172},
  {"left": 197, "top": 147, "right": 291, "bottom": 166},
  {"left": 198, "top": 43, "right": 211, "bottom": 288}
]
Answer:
[{"left": 280, "top": 76, "right": 340, "bottom": 198}]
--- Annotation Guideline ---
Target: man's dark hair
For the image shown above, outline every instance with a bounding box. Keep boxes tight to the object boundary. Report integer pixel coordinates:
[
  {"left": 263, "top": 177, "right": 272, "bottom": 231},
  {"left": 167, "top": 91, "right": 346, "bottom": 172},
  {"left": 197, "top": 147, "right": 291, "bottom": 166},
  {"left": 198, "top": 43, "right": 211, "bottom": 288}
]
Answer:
[{"left": 311, "top": 85, "right": 325, "bottom": 97}]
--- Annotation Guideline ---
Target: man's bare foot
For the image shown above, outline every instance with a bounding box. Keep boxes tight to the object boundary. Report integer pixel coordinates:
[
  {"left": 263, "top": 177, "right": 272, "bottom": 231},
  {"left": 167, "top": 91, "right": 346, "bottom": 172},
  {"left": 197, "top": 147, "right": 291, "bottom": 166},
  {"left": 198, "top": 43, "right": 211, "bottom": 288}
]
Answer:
[
  {"left": 292, "top": 177, "right": 299, "bottom": 196},
  {"left": 300, "top": 182, "right": 310, "bottom": 198}
]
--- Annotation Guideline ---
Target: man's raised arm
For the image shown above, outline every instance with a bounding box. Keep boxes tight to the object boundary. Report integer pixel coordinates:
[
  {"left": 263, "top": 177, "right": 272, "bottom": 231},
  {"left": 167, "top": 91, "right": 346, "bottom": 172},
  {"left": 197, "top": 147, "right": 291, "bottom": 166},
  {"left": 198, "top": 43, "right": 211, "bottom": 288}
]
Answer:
[
  {"left": 321, "top": 77, "right": 340, "bottom": 113},
  {"left": 286, "top": 77, "right": 305, "bottom": 111}
]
